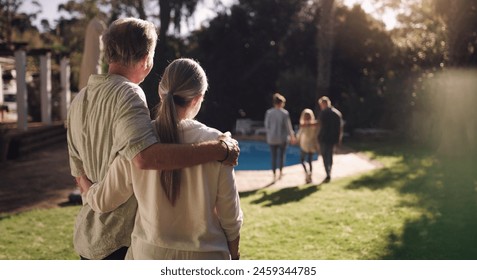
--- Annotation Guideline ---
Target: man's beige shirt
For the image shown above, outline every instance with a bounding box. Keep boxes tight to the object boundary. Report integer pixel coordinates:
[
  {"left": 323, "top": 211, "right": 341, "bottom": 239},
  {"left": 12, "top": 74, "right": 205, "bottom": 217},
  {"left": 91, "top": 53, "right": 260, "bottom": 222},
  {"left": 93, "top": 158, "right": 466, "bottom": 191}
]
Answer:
[{"left": 67, "top": 74, "right": 157, "bottom": 259}]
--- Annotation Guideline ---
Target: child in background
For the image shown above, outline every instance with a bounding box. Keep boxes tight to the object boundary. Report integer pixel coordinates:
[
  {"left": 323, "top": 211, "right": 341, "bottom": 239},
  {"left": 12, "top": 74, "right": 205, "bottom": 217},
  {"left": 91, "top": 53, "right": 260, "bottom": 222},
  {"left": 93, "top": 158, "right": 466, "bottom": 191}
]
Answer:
[{"left": 297, "top": 109, "right": 320, "bottom": 183}]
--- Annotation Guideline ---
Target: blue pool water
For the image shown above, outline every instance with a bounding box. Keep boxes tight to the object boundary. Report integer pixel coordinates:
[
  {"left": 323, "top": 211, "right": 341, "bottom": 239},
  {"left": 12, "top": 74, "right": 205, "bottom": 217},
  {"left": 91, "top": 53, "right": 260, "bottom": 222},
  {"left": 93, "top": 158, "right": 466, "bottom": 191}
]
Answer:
[{"left": 235, "top": 140, "right": 318, "bottom": 171}]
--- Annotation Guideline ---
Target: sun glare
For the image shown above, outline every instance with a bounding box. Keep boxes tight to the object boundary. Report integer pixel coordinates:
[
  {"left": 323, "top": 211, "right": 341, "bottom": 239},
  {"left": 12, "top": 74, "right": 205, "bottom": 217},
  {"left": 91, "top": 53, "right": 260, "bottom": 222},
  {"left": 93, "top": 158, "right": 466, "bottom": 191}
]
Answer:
[{"left": 343, "top": 0, "right": 399, "bottom": 30}]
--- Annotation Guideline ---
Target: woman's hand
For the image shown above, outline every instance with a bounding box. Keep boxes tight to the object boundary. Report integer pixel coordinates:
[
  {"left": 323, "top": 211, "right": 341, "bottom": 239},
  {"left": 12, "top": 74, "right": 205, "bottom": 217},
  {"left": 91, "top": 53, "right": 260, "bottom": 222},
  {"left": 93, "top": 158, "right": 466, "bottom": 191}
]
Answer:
[{"left": 75, "top": 175, "right": 93, "bottom": 194}]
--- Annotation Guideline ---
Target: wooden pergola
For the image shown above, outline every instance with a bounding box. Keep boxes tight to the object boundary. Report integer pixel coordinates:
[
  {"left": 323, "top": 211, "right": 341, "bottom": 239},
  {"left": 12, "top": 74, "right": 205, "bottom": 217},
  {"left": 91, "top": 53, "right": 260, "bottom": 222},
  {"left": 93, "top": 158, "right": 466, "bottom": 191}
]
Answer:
[{"left": 0, "top": 43, "right": 71, "bottom": 131}]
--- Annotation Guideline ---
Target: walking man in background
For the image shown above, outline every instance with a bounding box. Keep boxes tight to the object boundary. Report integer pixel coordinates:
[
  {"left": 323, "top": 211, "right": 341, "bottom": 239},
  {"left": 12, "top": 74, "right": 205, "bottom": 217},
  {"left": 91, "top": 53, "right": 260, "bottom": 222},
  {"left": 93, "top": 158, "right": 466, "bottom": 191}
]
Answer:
[{"left": 317, "top": 96, "right": 343, "bottom": 183}]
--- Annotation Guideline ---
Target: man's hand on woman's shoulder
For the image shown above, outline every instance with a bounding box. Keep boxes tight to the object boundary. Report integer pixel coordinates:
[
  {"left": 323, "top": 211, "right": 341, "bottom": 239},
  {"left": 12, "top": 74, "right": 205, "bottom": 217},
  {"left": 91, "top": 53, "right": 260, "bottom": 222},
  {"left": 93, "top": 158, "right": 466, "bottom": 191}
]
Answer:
[{"left": 218, "top": 132, "right": 240, "bottom": 166}]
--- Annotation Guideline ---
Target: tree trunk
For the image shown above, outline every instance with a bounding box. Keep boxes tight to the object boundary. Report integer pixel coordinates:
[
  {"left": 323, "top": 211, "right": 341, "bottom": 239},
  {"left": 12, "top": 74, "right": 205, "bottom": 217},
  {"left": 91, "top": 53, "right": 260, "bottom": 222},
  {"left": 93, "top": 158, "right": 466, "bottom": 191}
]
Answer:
[
  {"left": 316, "top": 0, "right": 335, "bottom": 109},
  {"left": 136, "top": 0, "right": 147, "bottom": 20},
  {"left": 141, "top": 0, "right": 171, "bottom": 114},
  {"left": 445, "top": 2, "right": 461, "bottom": 67},
  {"left": 158, "top": 0, "right": 171, "bottom": 73}
]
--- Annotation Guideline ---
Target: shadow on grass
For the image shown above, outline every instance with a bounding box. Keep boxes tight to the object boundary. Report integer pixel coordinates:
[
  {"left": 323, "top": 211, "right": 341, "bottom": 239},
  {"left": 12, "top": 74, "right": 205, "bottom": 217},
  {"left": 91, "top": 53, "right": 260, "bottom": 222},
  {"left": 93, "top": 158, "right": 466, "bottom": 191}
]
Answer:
[
  {"left": 346, "top": 143, "right": 477, "bottom": 259},
  {"left": 250, "top": 184, "right": 321, "bottom": 207},
  {"left": 239, "top": 180, "right": 276, "bottom": 199},
  {"left": 239, "top": 190, "right": 259, "bottom": 198},
  {"left": 0, "top": 214, "right": 11, "bottom": 221},
  {"left": 58, "top": 201, "right": 82, "bottom": 208}
]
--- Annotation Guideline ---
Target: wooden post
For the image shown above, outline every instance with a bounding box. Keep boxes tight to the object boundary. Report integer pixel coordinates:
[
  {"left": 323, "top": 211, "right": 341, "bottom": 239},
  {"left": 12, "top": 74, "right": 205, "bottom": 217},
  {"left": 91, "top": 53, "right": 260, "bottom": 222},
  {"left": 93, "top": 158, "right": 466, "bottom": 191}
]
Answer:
[
  {"left": 40, "top": 51, "right": 52, "bottom": 125},
  {"left": 0, "top": 63, "right": 3, "bottom": 122},
  {"left": 60, "top": 56, "right": 71, "bottom": 121},
  {"left": 14, "top": 47, "right": 28, "bottom": 131},
  {"left": 0, "top": 63, "right": 3, "bottom": 105}
]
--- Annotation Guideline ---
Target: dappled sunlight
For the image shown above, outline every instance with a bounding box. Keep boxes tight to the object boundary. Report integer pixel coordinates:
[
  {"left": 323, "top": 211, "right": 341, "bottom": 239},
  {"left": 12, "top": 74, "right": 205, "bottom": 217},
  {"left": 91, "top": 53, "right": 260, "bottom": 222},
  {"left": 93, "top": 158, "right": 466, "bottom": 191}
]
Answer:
[
  {"left": 395, "top": 158, "right": 476, "bottom": 258},
  {"left": 343, "top": 0, "right": 400, "bottom": 30},
  {"left": 411, "top": 69, "right": 477, "bottom": 155},
  {"left": 345, "top": 141, "right": 477, "bottom": 259}
]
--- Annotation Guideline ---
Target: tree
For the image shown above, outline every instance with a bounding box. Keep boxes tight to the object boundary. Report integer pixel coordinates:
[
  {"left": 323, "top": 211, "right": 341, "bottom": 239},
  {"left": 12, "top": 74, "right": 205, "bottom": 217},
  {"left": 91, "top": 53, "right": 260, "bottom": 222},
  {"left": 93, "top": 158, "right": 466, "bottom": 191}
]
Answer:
[
  {"left": 53, "top": 1, "right": 105, "bottom": 90},
  {"left": 435, "top": 0, "right": 477, "bottom": 67},
  {"left": 141, "top": 0, "right": 202, "bottom": 112},
  {"left": 57, "top": 0, "right": 104, "bottom": 23},
  {"left": 331, "top": 4, "right": 396, "bottom": 130},
  {"left": 0, "top": 0, "right": 41, "bottom": 44},
  {"left": 185, "top": 0, "right": 310, "bottom": 130},
  {"left": 107, "top": 0, "right": 147, "bottom": 20},
  {"left": 430, "top": 0, "right": 477, "bottom": 154},
  {"left": 54, "top": 0, "right": 150, "bottom": 90},
  {"left": 378, "top": 0, "right": 477, "bottom": 152},
  {"left": 315, "top": 0, "right": 335, "bottom": 109}
]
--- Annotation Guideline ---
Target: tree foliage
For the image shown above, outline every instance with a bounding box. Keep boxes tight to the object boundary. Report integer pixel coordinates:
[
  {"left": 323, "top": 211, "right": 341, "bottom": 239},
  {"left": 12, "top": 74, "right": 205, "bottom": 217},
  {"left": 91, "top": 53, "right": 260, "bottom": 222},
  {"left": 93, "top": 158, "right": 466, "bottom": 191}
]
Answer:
[
  {"left": 0, "top": 0, "right": 41, "bottom": 44},
  {"left": 435, "top": 0, "right": 477, "bottom": 66},
  {"left": 186, "top": 0, "right": 309, "bottom": 130},
  {"left": 2, "top": 0, "right": 477, "bottom": 144},
  {"left": 332, "top": 5, "right": 396, "bottom": 130}
]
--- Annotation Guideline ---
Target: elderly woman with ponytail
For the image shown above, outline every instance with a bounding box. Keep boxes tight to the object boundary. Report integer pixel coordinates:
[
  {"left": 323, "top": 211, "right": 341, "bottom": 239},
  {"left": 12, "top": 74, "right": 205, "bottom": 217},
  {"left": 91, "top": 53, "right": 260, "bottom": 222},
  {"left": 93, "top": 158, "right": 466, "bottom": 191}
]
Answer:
[{"left": 79, "top": 58, "right": 243, "bottom": 260}]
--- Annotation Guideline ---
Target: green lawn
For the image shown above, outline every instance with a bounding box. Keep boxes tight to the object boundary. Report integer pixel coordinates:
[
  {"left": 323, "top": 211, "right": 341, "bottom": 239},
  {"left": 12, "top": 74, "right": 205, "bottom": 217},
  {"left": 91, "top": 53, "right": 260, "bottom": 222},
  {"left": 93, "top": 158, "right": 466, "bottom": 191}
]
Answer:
[
  {"left": 0, "top": 207, "right": 79, "bottom": 260},
  {"left": 1, "top": 141, "right": 476, "bottom": 259}
]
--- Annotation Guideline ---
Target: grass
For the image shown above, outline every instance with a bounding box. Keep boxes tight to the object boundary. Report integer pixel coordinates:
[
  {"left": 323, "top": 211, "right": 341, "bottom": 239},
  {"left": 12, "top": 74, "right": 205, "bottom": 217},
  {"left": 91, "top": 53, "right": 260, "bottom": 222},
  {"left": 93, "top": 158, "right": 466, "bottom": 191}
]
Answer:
[
  {"left": 0, "top": 207, "right": 79, "bottom": 260},
  {"left": 1, "top": 140, "right": 476, "bottom": 259},
  {"left": 239, "top": 171, "right": 422, "bottom": 259},
  {"left": 239, "top": 140, "right": 477, "bottom": 259}
]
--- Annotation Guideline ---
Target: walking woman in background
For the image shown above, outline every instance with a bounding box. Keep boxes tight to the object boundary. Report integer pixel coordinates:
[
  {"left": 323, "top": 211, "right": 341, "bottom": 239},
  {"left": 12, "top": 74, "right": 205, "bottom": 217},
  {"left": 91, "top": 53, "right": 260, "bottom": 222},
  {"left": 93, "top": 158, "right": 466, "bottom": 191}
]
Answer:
[
  {"left": 264, "top": 93, "right": 296, "bottom": 181},
  {"left": 78, "top": 58, "right": 243, "bottom": 260}
]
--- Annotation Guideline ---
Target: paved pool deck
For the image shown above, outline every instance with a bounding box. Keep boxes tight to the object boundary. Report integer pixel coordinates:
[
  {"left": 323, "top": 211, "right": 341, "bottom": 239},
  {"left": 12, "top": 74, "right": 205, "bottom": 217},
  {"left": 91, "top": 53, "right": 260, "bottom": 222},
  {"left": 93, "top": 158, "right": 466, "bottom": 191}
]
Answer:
[
  {"left": 235, "top": 147, "right": 382, "bottom": 192},
  {"left": 0, "top": 140, "right": 383, "bottom": 213}
]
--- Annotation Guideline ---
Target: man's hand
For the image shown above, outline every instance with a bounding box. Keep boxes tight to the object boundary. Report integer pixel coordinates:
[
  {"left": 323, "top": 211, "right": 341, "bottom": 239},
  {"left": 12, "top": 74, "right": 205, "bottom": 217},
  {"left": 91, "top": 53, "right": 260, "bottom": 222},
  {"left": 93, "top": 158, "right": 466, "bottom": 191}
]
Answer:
[
  {"left": 227, "top": 235, "right": 240, "bottom": 260},
  {"left": 218, "top": 133, "right": 240, "bottom": 166},
  {"left": 290, "top": 134, "right": 297, "bottom": 145},
  {"left": 75, "top": 175, "right": 93, "bottom": 194}
]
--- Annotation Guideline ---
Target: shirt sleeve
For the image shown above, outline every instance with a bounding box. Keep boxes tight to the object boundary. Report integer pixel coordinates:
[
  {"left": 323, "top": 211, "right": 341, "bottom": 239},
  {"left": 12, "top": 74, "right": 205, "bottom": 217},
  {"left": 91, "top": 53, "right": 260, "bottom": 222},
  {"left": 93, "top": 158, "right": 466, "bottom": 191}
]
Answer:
[
  {"left": 264, "top": 110, "right": 270, "bottom": 130},
  {"left": 83, "top": 156, "right": 134, "bottom": 214},
  {"left": 66, "top": 107, "right": 85, "bottom": 177},
  {"left": 68, "top": 147, "right": 84, "bottom": 177},
  {"left": 114, "top": 88, "right": 158, "bottom": 161},
  {"left": 216, "top": 165, "right": 243, "bottom": 241},
  {"left": 313, "top": 127, "right": 320, "bottom": 150},
  {"left": 286, "top": 112, "right": 294, "bottom": 136}
]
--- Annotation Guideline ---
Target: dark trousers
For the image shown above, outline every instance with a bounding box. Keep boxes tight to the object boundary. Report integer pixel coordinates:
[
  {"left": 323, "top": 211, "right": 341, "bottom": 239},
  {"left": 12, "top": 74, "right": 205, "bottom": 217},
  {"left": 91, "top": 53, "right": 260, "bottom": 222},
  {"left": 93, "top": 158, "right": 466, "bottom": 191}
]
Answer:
[
  {"left": 320, "top": 142, "right": 334, "bottom": 178},
  {"left": 80, "top": 246, "right": 128, "bottom": 260},
  {"left": 300, "top": 151, "right": 314, "bottom": 174},
  {"left": 270, "top": 143, "right": 287, "bottom": 174}
]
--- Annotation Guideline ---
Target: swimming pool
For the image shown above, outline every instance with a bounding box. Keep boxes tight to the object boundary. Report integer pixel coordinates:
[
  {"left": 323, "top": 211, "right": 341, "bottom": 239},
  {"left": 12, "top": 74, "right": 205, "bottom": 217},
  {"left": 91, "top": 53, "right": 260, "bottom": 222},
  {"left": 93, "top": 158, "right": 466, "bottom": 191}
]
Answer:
[{"left": 235, "top": 140, "right": 318, "bottom": 171}]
